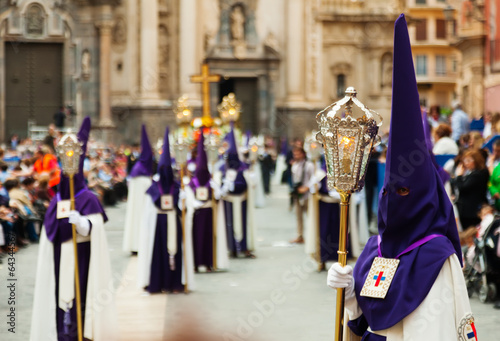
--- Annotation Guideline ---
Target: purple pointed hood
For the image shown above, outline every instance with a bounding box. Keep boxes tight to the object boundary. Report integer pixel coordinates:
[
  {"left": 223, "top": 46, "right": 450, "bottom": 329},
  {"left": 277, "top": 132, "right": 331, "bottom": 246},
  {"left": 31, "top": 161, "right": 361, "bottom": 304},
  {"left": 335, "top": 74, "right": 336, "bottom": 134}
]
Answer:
[
  {"left": 226, "top": 126, "right": 242, "bottom": 170},
  {"left": 352, "top": 14, "right": 461, "bottom": 331},
  {"left": 158, "top": 127, "right": 174, "bottom": 193},
  {"left": 195, "top": 131, "right": 211, "bottom": 186},
  {"left": 45, "top": 116, "right": 107, "bottom": 243},
  {"left": 130, "top": 125, "right": 153, "bottom": 177}
]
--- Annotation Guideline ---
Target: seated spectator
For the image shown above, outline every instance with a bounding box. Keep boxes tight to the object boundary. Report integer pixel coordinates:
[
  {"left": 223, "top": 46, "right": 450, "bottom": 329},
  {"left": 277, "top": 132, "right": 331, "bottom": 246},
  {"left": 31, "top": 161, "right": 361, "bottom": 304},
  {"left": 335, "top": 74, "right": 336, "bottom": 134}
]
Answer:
[
  {"left": 450, "top": 149, "right": 489, "bottom": 230},
  {"left": 428, "top": 105, "right": 447, "bottom": 128},
  {"left": 0, "top": 161, "right": 9, "bottom": 184},
  {"left": 4, "top": 179, "right": 40, "bottom": 243},
  {"left": 432, "top": 124, "right": 459, "bottom": 155},
  {"left": 32, "top": 146, "right": 60, "bottom": 190}
]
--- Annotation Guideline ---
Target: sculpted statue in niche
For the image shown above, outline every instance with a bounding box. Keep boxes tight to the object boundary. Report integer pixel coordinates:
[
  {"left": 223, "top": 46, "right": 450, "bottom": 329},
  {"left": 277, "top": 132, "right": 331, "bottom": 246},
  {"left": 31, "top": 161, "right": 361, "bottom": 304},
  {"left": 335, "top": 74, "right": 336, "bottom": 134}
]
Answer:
[
  {"left": 26, "top": 4, "right": 44, "bottom": 35},
  {"left": 112, "top": 17, "right": 127, "bottom": 45},
  {"left": 230, "top": 5, "right": 245, "bottom": 42},
  {"left": 82, "top": 50, "right": 91, "bottom": 80},
  {"left": 381, "top": 53, "right": 393, "bottom": 89}
]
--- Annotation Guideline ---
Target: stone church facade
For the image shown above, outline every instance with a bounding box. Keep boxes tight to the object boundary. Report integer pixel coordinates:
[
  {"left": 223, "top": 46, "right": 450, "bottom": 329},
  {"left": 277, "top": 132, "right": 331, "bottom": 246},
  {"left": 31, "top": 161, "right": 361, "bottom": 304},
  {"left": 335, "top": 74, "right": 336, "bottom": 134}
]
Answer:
[{"left": 0, "top": 0, "right": 404, "bottom": 144}]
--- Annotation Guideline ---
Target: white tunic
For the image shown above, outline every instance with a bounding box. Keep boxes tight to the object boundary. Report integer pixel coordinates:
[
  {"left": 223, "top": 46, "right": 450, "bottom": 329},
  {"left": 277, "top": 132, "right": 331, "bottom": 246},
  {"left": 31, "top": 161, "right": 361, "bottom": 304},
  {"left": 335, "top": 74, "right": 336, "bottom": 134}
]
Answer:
[
  {"left": 122, "top": 176, "right": 152, "bottom": 253},
  {"left": 30, "top": 214, "right": 117, "bottom": 341}
]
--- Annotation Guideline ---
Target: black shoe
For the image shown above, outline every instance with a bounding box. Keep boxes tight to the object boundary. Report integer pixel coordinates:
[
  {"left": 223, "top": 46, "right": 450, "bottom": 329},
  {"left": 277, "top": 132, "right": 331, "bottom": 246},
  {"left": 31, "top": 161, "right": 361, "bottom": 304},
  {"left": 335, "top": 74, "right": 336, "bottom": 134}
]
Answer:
[{"left": 494, "top": 301, "right": 500, "bottom": 310}]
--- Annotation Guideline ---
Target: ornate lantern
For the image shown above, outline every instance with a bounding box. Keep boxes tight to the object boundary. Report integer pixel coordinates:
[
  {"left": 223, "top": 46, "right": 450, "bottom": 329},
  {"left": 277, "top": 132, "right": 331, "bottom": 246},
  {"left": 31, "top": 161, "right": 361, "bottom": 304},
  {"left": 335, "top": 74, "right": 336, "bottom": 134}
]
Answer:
[
  {"left": 174, "top": 95, "right": 193, "bottom": 126},
  {"left": 56, "top": 133, "right": 83, "bottom": 176},
  {"left": 306, "top": 134, "right": 323, "bottom": 162},
  {"left": 316, "top": 87, "right": 382, "bottom": 193},
  {"left": 249, "top": 143, "right": 259, "bottom": 163},
  {"left": 218, "top": 93, "right": 241, "bottom": 124},
  {"left": 173, "top": 138, "right": 189, "bottom": 167},
  {"left": 205, "top": 134, "right": 220, "bottom": 166}
]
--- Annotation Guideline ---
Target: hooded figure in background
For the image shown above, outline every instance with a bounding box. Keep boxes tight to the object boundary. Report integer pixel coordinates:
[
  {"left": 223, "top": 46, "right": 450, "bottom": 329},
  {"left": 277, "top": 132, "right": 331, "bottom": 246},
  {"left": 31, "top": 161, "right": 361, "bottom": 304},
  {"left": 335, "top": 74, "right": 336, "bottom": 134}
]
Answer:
[
  {"left": 218, "top": 126, "right": 256, "bottom": 258},
  {"left": 185, "top": 131, "right": 229, "bottom": 272},
  {"left": 31, "top": 117, "right": 117, "bottom": 341},
  {"left": 137, "top": 127, "right": 194, "bottom": 292},
  {"left": 327, "top": 15, "right": 473, "bottom": 341},
  {"left": 123, "top": 125, "right": 154, "bottom": 254},
  {"left": 306, "top": 160, "right": 354, "bottom": 271}
]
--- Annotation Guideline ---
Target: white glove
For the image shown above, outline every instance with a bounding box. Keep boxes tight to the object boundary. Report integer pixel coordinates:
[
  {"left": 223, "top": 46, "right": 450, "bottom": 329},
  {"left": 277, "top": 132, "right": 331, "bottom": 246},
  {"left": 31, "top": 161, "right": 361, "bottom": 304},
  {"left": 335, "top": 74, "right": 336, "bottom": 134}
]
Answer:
[
  {"left": 328, "top": 190, "right": 341, "bottom": 202},
  {"left": 193, "top": 199, "right": 204, "bottom": 210},
  {"left": 210, "top": 180, "right": 222, "bottom": 200},
  {"left": 179, "top": 189, "right": 186, "bottom": 200},
  {"left": 68, "top": 210, "right": 91, "bottom": 237},
  {"left": 222, "top": 181, "right": 234, "bottom": 194},
  {"left": 327, "top": 263, "right": 362, "bottom": 320},
  {"left": 307, "top": 174, "right": 319, "bottom": 189}
]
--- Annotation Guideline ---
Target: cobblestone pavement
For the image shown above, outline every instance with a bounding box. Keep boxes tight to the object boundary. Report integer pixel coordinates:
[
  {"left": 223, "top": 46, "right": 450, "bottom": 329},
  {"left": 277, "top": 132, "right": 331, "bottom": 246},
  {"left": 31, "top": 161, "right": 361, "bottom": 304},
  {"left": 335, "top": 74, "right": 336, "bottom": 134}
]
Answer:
[{"left": 0, "top": 184, "right": 498, "bottom": 340}]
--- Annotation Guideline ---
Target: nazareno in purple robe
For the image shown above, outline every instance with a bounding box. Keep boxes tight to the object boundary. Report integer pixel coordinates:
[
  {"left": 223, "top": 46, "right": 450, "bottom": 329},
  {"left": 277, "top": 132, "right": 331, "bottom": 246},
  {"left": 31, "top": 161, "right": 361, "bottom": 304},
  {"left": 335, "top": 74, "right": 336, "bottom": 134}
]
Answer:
[
  {"left": 144, "top": 127, "right": 184, "bottom": 293},
  {"left": 145, "top": 182, "right": 183, "bottom": 293},
  {"left": 317, "top": 171, "right": 352, "bottom": 262},
  {"left": 222, "top": 127, "right": 250, "bottom": 254},
  {"left": 129, "top": 124, "right": 153, "bottom": 178},
  {"left": 348, "top": 15, "right": 462, "bottom": 339},
  {"left": 43, "top": 117, "right": 108, "bottom": 340},
  {"left": 190, "top": 132, "right": 215, "bottom": 269}
]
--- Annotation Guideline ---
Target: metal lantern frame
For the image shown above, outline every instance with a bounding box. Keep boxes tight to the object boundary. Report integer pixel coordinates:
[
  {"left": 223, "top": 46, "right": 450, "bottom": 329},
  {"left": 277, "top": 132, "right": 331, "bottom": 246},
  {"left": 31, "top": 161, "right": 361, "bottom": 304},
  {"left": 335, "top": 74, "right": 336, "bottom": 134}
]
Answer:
[
  {"left": 57, "top": 133, "right": 83, "bottom": 176},
  {"left": 316, "top": 87, "right": 382, "bottom": 194}
]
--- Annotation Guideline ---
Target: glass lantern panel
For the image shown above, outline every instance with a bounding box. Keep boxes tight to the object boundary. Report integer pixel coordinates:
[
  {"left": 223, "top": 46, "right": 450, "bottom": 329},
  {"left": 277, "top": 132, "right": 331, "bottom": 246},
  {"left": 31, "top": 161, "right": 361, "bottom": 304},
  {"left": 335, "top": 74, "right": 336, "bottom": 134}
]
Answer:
[
  {"left": 324, "top": 146, "right": 336, "bottom": 190},
  {"left": 336, "top": 129, "right": 358, "bottom": 178},
  {"left": 359, "top": 138, "right": 374, "bottom": 181}
]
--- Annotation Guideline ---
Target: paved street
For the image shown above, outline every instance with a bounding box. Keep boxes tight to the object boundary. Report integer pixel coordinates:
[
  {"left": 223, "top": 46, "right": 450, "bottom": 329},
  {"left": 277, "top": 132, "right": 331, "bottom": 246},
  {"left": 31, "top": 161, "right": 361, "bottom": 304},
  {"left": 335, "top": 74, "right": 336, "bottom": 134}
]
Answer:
[{"left": 1, "top": 184, "right": 499, "bottom": 340}]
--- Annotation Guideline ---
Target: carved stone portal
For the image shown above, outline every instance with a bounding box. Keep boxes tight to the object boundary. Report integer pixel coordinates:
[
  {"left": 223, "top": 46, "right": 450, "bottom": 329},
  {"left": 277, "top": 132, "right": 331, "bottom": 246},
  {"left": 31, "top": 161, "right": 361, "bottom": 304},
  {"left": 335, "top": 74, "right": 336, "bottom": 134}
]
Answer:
[{"left": 26, "top": 3, "right": 44, "bottom": 36}]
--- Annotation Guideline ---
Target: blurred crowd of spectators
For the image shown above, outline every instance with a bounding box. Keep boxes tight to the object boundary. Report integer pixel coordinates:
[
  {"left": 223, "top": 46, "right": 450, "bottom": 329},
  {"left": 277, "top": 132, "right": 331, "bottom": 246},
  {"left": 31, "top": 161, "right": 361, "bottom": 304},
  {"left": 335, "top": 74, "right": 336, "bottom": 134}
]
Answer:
[{"left": 0, "top": 125, "right": 136, "bottom": 261}]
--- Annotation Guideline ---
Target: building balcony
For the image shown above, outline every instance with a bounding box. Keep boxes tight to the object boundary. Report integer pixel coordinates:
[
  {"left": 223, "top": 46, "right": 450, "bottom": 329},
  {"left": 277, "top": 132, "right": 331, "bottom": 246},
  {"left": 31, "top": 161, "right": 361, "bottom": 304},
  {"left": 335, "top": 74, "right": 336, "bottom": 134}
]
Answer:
[
  {"left": 416, "top": 72, "right": 458, "bottom": 85},
  {"left": 318, "top": 0, "right": 402, "bottom": 20}
]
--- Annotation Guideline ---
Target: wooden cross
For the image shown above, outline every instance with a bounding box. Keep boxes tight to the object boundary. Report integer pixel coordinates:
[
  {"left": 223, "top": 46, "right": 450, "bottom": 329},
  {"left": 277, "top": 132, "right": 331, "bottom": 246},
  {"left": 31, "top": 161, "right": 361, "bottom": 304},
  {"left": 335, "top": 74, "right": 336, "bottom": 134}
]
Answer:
[{"left": 190, "top": 64, "right": 221, "bottom": 119}]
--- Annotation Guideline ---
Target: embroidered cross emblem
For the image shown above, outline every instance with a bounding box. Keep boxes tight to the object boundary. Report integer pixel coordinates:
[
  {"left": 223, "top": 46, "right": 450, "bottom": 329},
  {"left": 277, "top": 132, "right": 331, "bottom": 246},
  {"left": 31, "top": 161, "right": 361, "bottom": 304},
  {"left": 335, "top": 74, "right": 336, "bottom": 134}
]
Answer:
[
  {"left": 373, "top": 271, "right": 386, "bottom": 287},
  {"left": 467, "top": 321, "right": 478, "bottom": 340}
]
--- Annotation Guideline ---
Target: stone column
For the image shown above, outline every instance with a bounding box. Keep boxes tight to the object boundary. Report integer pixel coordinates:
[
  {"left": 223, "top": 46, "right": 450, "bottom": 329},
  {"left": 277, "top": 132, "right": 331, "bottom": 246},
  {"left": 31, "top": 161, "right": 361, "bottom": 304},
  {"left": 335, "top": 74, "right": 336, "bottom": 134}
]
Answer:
[
  {"left": 96, "top": 5, "right": 114, "bottom": 129},
  {"left": 286, "top": 0, "right": 304, "bottom": 103},
  {"left": 140, "top": 0, "right": 160, "bottom": 101},
  {"left": 179, "top": 0, "right": 200, "bottom": 102}
]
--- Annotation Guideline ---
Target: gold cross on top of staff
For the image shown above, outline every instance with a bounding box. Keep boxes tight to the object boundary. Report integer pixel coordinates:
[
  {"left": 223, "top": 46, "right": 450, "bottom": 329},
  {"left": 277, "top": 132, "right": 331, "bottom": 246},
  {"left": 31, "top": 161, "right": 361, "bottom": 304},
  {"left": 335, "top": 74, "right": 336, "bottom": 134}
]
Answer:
[{"left": 190, "top": 64, "right": 221, "bottom": 119}]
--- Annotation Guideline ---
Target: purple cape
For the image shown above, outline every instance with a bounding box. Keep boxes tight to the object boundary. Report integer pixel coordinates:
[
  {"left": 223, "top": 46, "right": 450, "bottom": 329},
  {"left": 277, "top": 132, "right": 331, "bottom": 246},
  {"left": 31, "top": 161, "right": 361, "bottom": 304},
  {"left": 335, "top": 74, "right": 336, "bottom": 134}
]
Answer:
[
  {"left": 352, "top": 14, "right": 462, "bottom": 331},
  {"left": 130, "top": 124, "right": 153, "bottom": 178},
  {"left": 45, "top": 117, "right": 107, "bottom": 243}
]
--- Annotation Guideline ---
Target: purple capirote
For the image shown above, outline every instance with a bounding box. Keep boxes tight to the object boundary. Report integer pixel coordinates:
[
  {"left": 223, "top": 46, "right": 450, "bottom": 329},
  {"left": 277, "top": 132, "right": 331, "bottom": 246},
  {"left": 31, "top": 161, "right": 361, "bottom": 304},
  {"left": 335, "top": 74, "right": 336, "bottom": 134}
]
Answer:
[
  {"left": 350, "top": 14, "right": 462, "bottom": 334},
  {"left": 129, "top": 124, "right": 154, "bottom": 178}
]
